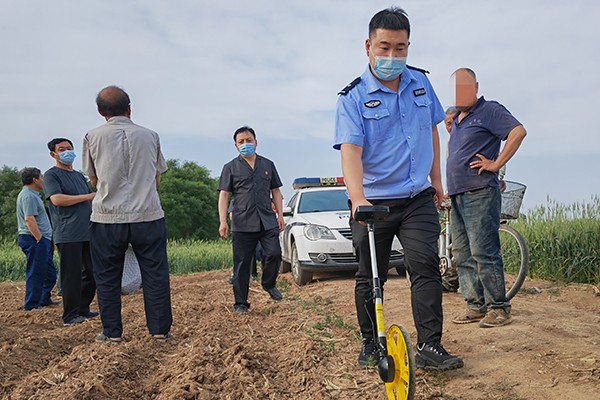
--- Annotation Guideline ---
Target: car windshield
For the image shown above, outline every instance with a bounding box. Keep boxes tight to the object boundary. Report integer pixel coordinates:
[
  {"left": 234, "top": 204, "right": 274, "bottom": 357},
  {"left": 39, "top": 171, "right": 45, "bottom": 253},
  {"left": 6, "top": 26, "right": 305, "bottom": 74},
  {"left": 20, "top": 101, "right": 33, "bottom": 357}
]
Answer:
[{"left": 298, "top": 189, "right": 349, "bottom": 213}]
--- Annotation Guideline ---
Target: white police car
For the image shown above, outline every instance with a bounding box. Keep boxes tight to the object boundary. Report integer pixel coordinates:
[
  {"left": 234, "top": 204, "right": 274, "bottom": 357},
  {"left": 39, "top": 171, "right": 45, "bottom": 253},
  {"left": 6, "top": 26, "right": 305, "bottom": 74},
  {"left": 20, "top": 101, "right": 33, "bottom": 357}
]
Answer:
[{"left": 279, "top": 177, "right": 405, "bottom": 285}]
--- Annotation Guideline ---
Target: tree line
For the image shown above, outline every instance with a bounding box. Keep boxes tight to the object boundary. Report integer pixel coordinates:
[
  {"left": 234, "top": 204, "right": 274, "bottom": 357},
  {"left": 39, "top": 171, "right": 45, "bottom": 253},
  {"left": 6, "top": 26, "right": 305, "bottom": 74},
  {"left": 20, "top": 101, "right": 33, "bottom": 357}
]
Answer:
[{"left": 0, "top": 160, "right": 220, "bottom": 241}]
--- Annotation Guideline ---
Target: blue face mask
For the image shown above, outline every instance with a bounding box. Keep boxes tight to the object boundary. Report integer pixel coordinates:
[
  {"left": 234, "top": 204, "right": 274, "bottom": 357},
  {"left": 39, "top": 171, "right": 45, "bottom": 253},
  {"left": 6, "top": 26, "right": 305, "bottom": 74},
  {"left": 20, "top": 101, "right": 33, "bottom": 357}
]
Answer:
[
  {"left": 58, "top": 150, "right": 76, "bottom": 166},
  {"left": 373, "top": 56, "right": 407, "bottom": 81},
  {"left": 238, "top": 143, "right": 255, "bottom": 157}
]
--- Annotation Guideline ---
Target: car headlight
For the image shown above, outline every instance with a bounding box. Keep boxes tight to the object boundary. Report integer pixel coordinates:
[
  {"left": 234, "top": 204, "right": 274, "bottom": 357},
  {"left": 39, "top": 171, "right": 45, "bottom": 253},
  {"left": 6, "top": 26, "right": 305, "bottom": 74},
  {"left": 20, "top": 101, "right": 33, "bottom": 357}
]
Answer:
[{"left": 303, "top": 224, "right": 336, "bottom": 241}]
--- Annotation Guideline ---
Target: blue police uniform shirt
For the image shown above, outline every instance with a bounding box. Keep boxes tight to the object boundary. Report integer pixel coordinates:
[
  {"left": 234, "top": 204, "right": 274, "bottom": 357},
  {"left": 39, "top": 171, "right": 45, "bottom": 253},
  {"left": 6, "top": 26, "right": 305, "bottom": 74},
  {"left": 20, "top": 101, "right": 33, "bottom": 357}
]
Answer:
[
  {"left": 334, "top": 66, "right": 445, "bottom": 199},
  {"left": 446, "top": 96, "right": 521, "bottom": 196}
]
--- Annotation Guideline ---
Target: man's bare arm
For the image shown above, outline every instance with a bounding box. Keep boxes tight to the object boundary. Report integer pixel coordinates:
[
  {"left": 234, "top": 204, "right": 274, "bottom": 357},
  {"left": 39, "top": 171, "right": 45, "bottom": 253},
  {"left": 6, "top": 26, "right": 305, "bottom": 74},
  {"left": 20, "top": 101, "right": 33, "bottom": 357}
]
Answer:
[{"left": 340, "top": 143, "right": 370, "bottom": 216}]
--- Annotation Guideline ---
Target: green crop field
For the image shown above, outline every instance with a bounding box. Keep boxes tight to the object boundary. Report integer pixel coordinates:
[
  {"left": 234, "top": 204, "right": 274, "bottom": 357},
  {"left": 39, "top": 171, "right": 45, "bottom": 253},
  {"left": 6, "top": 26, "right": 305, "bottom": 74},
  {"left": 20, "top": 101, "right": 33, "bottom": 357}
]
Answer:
[
  {"left": 1, "top": 198, "right": 598, "bottom": 285},
  {"left": 509, "top": 196, "right": 600, "bottom": 284},
  {"left": 0, "top": 239, "right": 233, "bottom": 282}
]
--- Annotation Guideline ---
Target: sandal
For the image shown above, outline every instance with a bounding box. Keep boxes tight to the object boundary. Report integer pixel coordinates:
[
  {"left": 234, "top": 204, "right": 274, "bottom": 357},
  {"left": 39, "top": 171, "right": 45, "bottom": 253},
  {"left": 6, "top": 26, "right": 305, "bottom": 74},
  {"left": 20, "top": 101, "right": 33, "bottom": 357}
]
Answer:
[
  {"left": 95, "top": 333, "right": 123, "bottom": 343},
  {"left": 152, "top": 332, "right": 172, "bottom": 342}
]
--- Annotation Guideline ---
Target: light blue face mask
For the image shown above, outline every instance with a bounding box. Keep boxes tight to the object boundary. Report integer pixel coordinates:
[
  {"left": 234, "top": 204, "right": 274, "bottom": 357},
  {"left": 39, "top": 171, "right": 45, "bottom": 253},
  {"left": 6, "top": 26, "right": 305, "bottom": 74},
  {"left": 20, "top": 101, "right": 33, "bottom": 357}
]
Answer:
[
  {"left": 373, "top": 56, "right": 407, "bottom": 81},
  {"left": 239, "top": 143, "right": 255, "bottom": 157},
  {"left": 58, "top": 150, "right": 76, "bottom": 166}
]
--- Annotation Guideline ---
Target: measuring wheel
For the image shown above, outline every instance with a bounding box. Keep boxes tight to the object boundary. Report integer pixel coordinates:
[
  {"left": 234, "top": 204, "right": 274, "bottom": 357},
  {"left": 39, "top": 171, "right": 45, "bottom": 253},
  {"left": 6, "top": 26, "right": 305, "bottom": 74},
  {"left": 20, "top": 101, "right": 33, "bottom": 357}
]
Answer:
[
  {"left": 385, "top": 324, "right": 416, "bottom": 400},
  {"left": 354, "top": 206, "right": 416, "bottom": 400}
]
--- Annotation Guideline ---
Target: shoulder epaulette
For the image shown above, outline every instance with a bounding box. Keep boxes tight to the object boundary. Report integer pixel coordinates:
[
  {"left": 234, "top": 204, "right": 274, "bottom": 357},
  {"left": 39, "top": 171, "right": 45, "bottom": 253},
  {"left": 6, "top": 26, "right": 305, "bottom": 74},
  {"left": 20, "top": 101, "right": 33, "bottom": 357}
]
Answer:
[
  {"left": 407, "top": 65, "right": 430, "bottom": 74},
  {"left": 337, "top": 77, "right": 361, "bottom": 96}
]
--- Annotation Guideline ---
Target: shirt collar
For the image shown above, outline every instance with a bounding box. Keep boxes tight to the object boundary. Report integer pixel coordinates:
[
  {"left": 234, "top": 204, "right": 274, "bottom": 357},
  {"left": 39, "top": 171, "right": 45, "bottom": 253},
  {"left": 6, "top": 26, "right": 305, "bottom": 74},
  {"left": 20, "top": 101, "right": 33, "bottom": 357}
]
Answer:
[
  {"left": 362, "top": 65, "right": 417, "bottom": 94},
  {"left": 237, "top": 154, "right": 261, "bottom": 163},
  {"left": 467, "top": 96, "right": 486, "bottom": 113},
  {"left": 106, "top": 116, "right": 131, "bottom": 124},
  {"left": 24, "top": 187, "right": 40, "bottom": 195}
]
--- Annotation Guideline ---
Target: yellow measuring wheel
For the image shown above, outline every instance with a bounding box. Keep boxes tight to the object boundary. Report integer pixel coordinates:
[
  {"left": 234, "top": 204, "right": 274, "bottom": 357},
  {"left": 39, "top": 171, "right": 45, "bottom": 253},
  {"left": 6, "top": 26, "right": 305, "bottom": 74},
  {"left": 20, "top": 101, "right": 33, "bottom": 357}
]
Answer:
[
  {"left": 355, "top": 206, "right": 416, "bottom": 400},
  {"left": 385, "top": 324, "right": 415, "bottom": 399}
]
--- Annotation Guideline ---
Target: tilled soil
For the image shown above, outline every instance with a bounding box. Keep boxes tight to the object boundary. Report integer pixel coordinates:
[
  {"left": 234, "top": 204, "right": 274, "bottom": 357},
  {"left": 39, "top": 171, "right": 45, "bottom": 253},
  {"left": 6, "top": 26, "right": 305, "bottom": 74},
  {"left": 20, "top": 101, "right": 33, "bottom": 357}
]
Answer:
[{"left": 0, "top": 270, "right": 598, "bottom": 399}]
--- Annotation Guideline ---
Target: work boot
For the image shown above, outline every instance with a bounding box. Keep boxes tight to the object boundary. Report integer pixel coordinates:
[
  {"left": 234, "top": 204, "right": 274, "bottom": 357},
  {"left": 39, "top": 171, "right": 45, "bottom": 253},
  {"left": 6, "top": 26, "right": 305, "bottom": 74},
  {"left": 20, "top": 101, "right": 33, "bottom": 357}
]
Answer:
[
  {"left": 479, "top": 308, "right": 512, "bottom": 328},
  {"left": 452, "top": 308, "right": 486, "bottom": 324}
]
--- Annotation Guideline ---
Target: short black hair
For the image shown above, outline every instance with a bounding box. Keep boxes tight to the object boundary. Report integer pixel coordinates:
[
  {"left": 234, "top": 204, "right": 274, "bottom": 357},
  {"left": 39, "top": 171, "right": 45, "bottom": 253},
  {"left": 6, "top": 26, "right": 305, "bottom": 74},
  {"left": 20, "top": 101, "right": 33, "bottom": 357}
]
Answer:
[
  {"left": 21, "top": 167, "right": 41, "bottom": 185},
  {"left": 233, "top": 126, "right": 256, "bottom": 142},
  {"left": 96, "top": 85, "right": 131, "bottom": 118},
  {"left": 47, "top": 138, "right": 73, "bottom": 152},
  {"left": 369, "top": 7, "right": 410, "bottom": 38}
]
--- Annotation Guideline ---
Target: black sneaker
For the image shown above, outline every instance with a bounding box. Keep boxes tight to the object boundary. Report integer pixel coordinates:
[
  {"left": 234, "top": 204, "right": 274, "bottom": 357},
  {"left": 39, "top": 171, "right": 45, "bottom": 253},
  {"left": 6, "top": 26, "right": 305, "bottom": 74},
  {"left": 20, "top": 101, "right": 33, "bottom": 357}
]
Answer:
[
  {"left": 63, "top": 315, "right": 86, "bottom": 327},
  {"left": 416, "top": 342, "right": 464, "bottom": 371},
  {"left": 358, "top": 337, "right": 379, "bottom": 366},
  {"left": 265, "top": 286, "right": 283, "bottom": 301},
  {"left": 81, "top": 311, "right": 99, "bottom": 319},
  {"left": 234, "top": 304, "right": 248, "bottom": 315}
]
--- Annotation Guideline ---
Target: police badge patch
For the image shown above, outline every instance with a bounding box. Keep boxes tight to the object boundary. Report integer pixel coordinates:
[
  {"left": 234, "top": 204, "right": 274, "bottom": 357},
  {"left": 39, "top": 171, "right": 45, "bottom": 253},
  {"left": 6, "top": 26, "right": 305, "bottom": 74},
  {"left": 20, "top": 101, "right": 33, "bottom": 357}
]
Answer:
[{"left": 364, "top": 100, "right": 381, "bottom": 108}]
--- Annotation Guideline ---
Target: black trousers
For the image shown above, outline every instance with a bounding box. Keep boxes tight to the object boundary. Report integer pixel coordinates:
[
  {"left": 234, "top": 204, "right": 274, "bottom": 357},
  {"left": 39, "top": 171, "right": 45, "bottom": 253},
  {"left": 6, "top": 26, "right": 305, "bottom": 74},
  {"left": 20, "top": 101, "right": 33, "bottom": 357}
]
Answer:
[
  {"left": 231, "top": 227, "right": 281, "bottom": 308},
  {"left": 56, "top": 241, "right": 96, "bottom": 323},
  {"left": 90, "top": 219, "right": 172, "bottom": 338},
  {"left": 350, "top": 187, "right": 443, "bottom": 345}
]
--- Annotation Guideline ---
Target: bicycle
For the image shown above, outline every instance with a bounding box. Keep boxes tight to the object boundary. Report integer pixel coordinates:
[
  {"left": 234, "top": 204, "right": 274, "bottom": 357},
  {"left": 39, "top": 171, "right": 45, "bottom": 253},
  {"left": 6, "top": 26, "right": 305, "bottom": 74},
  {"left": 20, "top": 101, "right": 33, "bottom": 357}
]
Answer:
[{"left": 438, "top": 181, "right": 529, "bottom": 300}]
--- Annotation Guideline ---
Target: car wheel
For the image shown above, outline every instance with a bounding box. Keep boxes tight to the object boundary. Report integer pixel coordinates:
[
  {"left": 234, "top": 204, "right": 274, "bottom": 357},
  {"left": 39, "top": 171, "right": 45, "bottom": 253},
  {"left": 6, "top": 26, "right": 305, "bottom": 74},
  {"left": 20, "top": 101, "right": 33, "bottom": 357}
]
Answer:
[
  {"left": 291, "top": 243, "right": 312, "bottom": 286},
  {"left": 280, "top": 259, "right": 291, "bottom": 273}
]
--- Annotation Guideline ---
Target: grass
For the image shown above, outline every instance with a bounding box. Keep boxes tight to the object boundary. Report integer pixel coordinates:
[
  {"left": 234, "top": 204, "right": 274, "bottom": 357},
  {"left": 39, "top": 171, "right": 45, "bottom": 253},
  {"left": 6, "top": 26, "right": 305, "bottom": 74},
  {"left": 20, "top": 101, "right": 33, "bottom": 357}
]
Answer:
[
  {"left": 299, "top": 296, "right": 358, "bottom": 353},
  {"left": 509, "top": 196, "right": 600, "bottom": 284},
  {"left": 167, "top": 239, "right": 232, "bottom": 274},
  {"left": 1, "top": 197, "right": 598, "bottom": 285},
  {"left": 0, "top": 238, "right": 233, "bottom": 282}
]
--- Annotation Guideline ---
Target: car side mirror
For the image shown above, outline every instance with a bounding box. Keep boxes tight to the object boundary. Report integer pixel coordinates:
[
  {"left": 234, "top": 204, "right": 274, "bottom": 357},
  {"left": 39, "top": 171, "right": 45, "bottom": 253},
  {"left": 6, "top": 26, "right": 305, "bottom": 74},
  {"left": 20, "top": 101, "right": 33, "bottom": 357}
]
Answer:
[{"left": 282, "top": 206, "right": 293, "bottom": 217}]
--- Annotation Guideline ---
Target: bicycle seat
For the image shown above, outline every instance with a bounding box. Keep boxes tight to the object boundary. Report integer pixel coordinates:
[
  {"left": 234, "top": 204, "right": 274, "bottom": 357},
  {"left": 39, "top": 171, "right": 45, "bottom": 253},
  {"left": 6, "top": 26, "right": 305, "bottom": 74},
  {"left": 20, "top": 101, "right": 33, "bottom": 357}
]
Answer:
[{"left": 354, "top": 205, "right": 390, "bottom": 222}]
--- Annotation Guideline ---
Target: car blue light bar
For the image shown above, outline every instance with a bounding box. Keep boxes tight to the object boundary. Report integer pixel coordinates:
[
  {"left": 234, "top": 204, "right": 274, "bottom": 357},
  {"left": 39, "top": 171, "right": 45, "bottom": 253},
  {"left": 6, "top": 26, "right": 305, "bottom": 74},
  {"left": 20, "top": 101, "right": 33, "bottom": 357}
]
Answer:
[{"left": 293, "top": 177, "right": 345, "bottom": 189}]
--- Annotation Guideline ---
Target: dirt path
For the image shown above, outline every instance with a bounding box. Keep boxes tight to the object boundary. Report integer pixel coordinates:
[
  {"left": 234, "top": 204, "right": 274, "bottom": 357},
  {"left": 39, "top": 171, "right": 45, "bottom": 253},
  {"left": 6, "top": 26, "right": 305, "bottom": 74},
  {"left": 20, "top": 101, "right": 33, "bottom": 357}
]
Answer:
[{"left": 1, "top": 270, "right": 598, "bottom": 399}]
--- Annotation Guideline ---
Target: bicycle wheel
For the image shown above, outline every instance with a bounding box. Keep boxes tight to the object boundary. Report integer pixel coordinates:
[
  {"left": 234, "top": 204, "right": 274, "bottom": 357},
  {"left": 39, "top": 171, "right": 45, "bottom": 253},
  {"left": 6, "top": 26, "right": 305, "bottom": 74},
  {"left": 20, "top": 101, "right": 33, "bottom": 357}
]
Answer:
[{"left": 498, "top": 224, "right": 529, "bottom": 299}]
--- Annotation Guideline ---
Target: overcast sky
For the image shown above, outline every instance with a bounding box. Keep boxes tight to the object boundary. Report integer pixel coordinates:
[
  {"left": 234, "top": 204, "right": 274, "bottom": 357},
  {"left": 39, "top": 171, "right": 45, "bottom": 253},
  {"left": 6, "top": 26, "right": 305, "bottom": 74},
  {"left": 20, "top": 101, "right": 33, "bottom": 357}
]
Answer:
[{"left": 1, "top": 0, "right": 598, "bottom": 211}]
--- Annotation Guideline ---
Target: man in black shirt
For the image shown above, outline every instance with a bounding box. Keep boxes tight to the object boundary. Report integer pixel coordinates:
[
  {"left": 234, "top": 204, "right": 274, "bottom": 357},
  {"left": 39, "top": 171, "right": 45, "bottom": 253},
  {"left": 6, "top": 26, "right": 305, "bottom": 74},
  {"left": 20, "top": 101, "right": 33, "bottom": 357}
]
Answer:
[
  {"left": 217, "top": 126, "right": 285, "bottom": 314},
  {"left": 44, "top": 138, "right": 98, "bottom": 326}
]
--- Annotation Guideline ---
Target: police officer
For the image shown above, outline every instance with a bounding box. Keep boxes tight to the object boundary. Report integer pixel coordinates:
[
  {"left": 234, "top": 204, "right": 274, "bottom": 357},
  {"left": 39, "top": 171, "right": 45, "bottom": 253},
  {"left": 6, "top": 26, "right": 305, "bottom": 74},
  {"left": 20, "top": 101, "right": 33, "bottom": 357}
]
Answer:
[
  {"left": 334, "top": 7, "right": 463, "bottom": 370},
  {"left": 218, "top": 126, "right": 285, "bottom": 314}
]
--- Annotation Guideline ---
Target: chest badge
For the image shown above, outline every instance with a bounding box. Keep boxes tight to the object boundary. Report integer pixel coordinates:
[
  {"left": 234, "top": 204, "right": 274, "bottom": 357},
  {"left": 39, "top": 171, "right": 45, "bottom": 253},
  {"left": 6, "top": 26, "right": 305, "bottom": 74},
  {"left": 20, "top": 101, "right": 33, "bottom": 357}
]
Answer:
[
  {"left": 364, "top": 100, "right": 381, "bottom": 108},
  {"left": 413, "top": 88, "right": 426, "bottom": 97}
]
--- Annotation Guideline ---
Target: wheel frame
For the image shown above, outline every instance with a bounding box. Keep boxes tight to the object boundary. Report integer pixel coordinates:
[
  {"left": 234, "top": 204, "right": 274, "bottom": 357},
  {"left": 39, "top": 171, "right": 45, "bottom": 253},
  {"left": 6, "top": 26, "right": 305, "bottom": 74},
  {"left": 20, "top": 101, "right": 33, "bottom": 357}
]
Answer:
[
  {"left": 498, "top": 224, "right": 529, "bottom": 299},
  {"left": 385, "top": 324, "right": 416, "bottom": 400},
  {"left": 291, "top": 243, "right": 313, "bottom": 285}
]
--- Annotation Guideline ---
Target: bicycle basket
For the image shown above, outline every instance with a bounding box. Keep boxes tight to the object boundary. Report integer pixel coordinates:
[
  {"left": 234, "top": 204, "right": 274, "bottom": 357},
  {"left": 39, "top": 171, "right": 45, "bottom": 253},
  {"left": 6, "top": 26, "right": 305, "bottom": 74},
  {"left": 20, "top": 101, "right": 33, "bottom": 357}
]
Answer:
[{"left": 500, "top": 181, "right": 526, "bottom": 219}]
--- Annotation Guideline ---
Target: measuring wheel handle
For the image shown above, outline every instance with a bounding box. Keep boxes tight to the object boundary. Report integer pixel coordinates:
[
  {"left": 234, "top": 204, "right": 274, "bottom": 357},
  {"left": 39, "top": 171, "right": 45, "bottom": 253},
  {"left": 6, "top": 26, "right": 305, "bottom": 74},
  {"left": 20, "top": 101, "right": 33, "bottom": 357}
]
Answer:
[{"left": 354, "top": 205, "right": 415, "bottom": 400}]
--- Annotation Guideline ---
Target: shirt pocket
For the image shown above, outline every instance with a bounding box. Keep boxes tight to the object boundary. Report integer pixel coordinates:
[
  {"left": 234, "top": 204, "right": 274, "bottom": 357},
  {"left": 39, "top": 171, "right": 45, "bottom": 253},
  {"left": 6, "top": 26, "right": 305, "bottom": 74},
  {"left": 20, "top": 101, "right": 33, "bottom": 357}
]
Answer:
[
  {"left": 362, "top": 108, "right": 393, "bottom": 142},
  {"left": 413, "top": 97, "right": 432, "bottom": 130}
]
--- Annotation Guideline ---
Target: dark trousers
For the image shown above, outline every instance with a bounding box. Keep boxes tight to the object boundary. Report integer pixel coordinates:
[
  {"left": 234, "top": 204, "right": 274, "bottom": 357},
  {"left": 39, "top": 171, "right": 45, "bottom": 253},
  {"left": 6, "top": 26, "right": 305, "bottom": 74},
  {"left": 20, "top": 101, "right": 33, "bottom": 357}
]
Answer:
[
  {"left": 231, "top": 227, "right": 281, "bottom": 308},
  {"left": 350, "top": 187, "right": 443, "bottom": 345},
  {"left": 90, "top": 219, "right": 172, "bottom": 338},
  {"left": 17, "top": 235, "right": 56, "bottom": 310},
  {"left": 251, "top": 241, "right": 264, "bottom": 276},
  {"left": 56, "top": 241, "right": 96, "bottom": 323}
]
